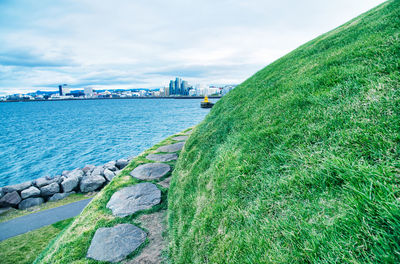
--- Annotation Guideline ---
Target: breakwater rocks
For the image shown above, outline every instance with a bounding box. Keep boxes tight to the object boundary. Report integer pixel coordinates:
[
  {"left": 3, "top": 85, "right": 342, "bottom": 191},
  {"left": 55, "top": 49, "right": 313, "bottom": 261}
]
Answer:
[{"left": 0, "top": 158, "right": 130, "bottom": 210}]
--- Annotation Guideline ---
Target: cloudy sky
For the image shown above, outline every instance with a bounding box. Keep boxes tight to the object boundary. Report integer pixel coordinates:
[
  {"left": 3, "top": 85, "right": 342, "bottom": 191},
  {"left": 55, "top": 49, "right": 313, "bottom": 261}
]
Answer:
[{"left": 0, "top": 0, "right": 386, "bottom": 94}]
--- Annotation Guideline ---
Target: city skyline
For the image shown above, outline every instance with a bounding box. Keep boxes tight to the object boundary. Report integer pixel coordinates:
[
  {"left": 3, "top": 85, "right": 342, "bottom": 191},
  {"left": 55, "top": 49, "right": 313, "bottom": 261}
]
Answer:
[{"left": 0, "top": 0, "right": 386, "bottom": 94}]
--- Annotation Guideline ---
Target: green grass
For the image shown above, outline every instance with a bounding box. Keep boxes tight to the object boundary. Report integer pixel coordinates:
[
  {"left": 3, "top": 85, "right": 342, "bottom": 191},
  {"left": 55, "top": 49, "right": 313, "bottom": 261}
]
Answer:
[
  {"left": 168, "top": 1, "right": 400, "bottom": 263},
  {"left": 0, "top": 193, "right": 95, "bottom": 223},
  {"left": 34, "top": 129, "right": 191, "bottom": 263},
  {"left": 0, "top": 218, "right": 73, "bottom": 264}
]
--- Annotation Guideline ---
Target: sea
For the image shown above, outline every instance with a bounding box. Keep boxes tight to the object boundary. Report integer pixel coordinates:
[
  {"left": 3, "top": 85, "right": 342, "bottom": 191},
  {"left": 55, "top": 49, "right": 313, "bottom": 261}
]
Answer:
[{"left": 0, "top": 98, "right": 215, "bottom": 186}]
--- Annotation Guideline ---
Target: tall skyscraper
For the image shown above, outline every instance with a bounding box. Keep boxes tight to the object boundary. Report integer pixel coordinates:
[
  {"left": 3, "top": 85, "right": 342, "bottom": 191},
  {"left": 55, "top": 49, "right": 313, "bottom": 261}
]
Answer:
[
  {"left": 58, "top": 85, "right": 63, "bottom": 96},
  {"left": 169, "top": 80, "right": 175, "bottom": 95},
  {"left": 181, "top": 80, "right": 189, "bottom": 95},
  {"left": 175, "top": 77, "right": 181, "bottom": 95}
]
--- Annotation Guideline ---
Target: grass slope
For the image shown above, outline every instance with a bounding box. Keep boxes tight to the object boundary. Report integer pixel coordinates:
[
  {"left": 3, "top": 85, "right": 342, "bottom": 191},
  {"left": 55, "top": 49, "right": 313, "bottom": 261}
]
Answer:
[
  {"left": 34, "top": 130, "right": 190, "bottom": 263},
  {"left": 168, "top": 1, "right": 400, "bottom": 263}
]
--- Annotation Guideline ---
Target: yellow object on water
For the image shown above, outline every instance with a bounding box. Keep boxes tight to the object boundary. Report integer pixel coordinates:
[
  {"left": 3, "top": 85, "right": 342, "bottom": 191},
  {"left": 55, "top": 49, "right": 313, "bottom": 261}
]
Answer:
[{"left": 202, "top": 96, "right": 209, "bottom": 103}]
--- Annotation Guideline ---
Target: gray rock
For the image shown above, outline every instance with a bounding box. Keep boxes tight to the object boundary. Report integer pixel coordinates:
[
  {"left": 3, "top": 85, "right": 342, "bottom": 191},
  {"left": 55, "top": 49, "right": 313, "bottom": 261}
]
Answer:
[
  {"left": 2, "top": 181, "right": 32, "bottom": 193},
  {"left": 62, "top": 170, "right": 71, "bottom": 177},
  {"left": 21, "top": 186, "right": 41, "bottom": 199},
  {"left": 103, "top": 169, "right": 115, "bottom": 182},
  {"left": 87, "top": 224, "right": 146, "bottom": 263},
  {"left": 35, "top": 177, "right": 58, "bottom": 188},
  {"left": 115, "top": 159, "right": 129, "bottom": 170},
  {"left": 106, "top": 182, "right": 161, "bottom": 217},
  {"left": 172, "top": 135, "right": 189, "bottom": 141},
  {"left": 18, "top": 197, "right": 44, "bottom": 210},
  {"left": 130, "top": 163, "right": 170, "bottom": 180},
  {"left": 0, "top": 191, "right": 21, "bottom": 208},
  {"left": 82, "top": 164, "right": 95, "bottom": 174},
  {"left": 67, "top": 168, "right": 84, "bottom": 179},
  {"left": 80, "top": 175, "right": 106, "bottom": 193},
  {"left": 185, "top": 130, "right": 193, "bottom": 135},
  {"left": 61, "top": 175, "right": 80, "bottom": 193},
  {"left": 104, "top": 160, "right": 117, "bottom": 171},
  {"left": 48, "top": 191, "right": 76, "bottom": 202},
  {"left": 156, "top": 142, "right": 185, "bottom": 153},
  {"left": 40, "top": 182, "right": 60, "bottom": 196},
  {"left": 0, "top": 188, "right": 4, "bottom": 199},
  {"left": 91, "top": 166, "right": 104, "bottom": 176},
  {"left": 146, "top": 153, "right": 178, "bottom": 162}
]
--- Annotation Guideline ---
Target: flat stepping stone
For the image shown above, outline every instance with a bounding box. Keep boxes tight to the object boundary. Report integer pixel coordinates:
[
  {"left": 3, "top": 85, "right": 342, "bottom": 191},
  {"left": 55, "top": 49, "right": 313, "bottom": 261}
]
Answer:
[
  {"left": 130, "top": 163, "right": 170, "bottom": 180},
  {"left": 156, "top": 142, "right": 185, "bottom": 153},
  {"left": 172, "top": 136, "right": 189, "bottom": 141},
  {"left": 146, "top": 153, "right": 178, "bottom": 162},
  {"left": 106, "top": 182, "right": 161, "bottom": 217},
  {"left": 87, "top": 224, "right": 146, "bottom": 263}
]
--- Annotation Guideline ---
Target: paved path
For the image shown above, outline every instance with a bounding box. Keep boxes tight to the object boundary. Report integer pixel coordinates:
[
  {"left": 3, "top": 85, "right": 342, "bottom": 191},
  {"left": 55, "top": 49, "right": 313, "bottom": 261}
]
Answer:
[{"left": 0, "top": 198, "right": 92, "bottom": 241}]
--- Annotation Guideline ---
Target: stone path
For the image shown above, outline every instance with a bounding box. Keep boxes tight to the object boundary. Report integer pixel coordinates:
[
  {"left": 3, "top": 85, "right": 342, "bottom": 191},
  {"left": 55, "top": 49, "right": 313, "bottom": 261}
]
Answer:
[
  {"left": 146, "top": 153, "right": 178, "bottom": 162},
  {"left": 0, "top": 198, "right": 92, "bottom": 241},
  {"left": 156, "top": 142, "right": 185, "bottom": 153},
  {"left": 130, "top": 163, "right": 171, "bottom": 180},
  {"left": 86, "top": 131, "right": 191, "bottom": 263},
  {"left": 172, "top": 136, "right": 188, "bottom": 141},
  {"left": 106, "top": 183, "right": 161, "bottom": 218}
]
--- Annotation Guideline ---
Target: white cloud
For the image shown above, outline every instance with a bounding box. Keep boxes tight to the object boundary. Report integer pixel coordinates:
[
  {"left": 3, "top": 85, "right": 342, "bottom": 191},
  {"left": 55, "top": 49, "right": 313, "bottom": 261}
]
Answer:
[{"left": 0, "top": 0, "right": 387, "bottom": 94}]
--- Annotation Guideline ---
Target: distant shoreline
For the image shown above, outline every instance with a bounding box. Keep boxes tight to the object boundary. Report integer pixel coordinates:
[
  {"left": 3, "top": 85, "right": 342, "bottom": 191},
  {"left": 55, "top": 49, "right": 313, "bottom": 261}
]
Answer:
[{"left": 0, "top": 96, "right": 222, "bottom": 103}]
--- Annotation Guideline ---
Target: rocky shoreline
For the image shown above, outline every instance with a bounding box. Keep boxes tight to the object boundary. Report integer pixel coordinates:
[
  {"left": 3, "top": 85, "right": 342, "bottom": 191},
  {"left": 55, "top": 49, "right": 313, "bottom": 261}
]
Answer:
[{"left": 0, "top": 158, "right": 130, "bottom": 210}]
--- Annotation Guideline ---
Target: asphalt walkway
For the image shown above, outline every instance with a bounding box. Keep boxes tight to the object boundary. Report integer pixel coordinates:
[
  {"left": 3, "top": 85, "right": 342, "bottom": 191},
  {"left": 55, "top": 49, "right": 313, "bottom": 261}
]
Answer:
[{"left": 0, "top": 198, "right": 92, "bottom": 241}]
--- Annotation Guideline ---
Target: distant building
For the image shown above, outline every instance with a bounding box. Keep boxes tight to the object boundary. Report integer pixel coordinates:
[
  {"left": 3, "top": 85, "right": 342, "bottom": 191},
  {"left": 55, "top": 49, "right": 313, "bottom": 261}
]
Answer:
[
  {"left": 169, "top": 80, "right": 175, "bottom": 95},
  {"left": 175, "top": 77, "right": 181, "bottom": 95},
  {"left": 181, "top": 81, "right": 189, "bottom": 95},
  {"left": 84, "top": 87, "right": 94, "bottom": 97},
  {"left": 58, "top": 84, "right": 70, "bottom": 96}
]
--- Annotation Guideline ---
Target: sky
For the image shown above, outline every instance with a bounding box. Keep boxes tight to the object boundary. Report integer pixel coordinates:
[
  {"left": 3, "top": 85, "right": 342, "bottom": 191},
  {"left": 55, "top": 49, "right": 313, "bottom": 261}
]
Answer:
[{"left": 0, "top": 0, "right": 387, "bottom": 94}]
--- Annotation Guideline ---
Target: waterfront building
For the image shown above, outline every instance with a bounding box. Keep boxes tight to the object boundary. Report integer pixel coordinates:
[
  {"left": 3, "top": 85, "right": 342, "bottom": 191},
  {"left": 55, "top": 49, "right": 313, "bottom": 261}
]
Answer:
[
  {"left": 84, "top": 87, "right": 94, "bottom": 97},
  {"left": 175, "top": 77, "right": 181, "bottom": 95},
  {"left": 169, "top": 80, "right": 175, "bottom": 95},
  {"left": 181, "top": 80, "right": 189, "bottom": 95},
  {"left": 58, "top": 84, "right": 70, "bottom": 96}
]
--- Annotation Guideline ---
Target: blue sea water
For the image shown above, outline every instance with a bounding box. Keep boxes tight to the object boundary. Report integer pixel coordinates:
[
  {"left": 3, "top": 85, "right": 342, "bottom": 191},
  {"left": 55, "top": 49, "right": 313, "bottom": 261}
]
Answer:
[{"left": 0, "top": 99, "right": 214, "bottom": 186}]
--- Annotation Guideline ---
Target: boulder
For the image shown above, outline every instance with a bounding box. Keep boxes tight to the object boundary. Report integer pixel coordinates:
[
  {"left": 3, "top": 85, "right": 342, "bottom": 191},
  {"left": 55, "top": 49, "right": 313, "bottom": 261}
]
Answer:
[
  {"left": 146, "top": 153, "right": 178, "bottom": 162},
  {"left": 87, "top": 224, "right": 146, "bottom": 263},
  {"left": 48, "top": 191, "right": 76, "bottom": 202},
  {"left": 2, "top": 181, "right": 32, "bottom": 193},
  {"left": 130, "top": 163, "right": 170, "bottom": 180},
  {"left": 82, "top": 164, "right": 95, "bottom": 174},
  {"left": 80, "top": 175, "right": 106, "bottom": 193},
  {"left": 104, "top": 161, "right": 117, "bottom": 172},
  {"left": 62, "top": 170, "right": 71, "bottom": 177},
  {"left": 61, "top": 176, "right": 80, "bottom": 193},
  {"left": 35, "top": 177, "right": 59, "bottom": 188},
  {"left": 172, "top": 135, "right": 189, "bottom": 141},
  {"left": 67, "top": 168, "right": 84, "bottom": 179},
  {"left": 156, "top": 142, "right": 185, "bottom": 153},
  {"left": 18, "top": 197, "right": 44, "bottom": 210},
  {"left": 0, "top": 191, "right": 22, "bottom": 208},
  {"left": 115, "top": 159, "right": 128, "bottom": 170},
  {"left": 103, "top": 169, "right": 115, "bottom": 182},
  {"left": 40, "top": 182, "right": 60, "bottom": 196},
  {"left": 106, "top": 182, "right": 161, "bottom": 217},
  {"left": 0, "top": 188, "right": 4, "bottom": 199},
  {"left": 91, "top": 166, "right": 104, "bottom": 176},
  {"left": 21, "top": 186, "right": 41, "bottom": 199}
]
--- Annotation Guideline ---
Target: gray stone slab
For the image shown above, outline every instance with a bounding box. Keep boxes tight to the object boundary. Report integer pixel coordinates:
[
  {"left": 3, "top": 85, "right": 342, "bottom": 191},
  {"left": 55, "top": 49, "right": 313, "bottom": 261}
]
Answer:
[
  {"left": 130, "top": 163, "right": 170, "bottom": 180},
  {"left": 172, "top": 136, "right": 189, "bottom": 141},
  {"left": 106, "top": 182, "right": 161, "bottom": 217},
  {"left": 87, "top": 224, "right": 146, "bottom": 263},
  {"left": 156, "top": 142, "right": 185, "bottom": 153},
  {"left": 146, "top": 153, "right": 178, "bottom": 162}
]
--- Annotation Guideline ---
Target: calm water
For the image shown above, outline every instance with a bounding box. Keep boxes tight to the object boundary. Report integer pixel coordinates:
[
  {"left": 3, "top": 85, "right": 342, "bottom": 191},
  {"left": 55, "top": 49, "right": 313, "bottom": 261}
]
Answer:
[{"left": 0, "top": 99, "right": 214, "bottom": 186}]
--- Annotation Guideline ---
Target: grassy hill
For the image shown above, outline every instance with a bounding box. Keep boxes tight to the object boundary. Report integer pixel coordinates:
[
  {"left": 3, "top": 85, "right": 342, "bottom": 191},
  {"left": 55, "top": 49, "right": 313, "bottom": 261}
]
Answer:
[{"left": 168, "top": 1, "right": 400, "bottom": 263}]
